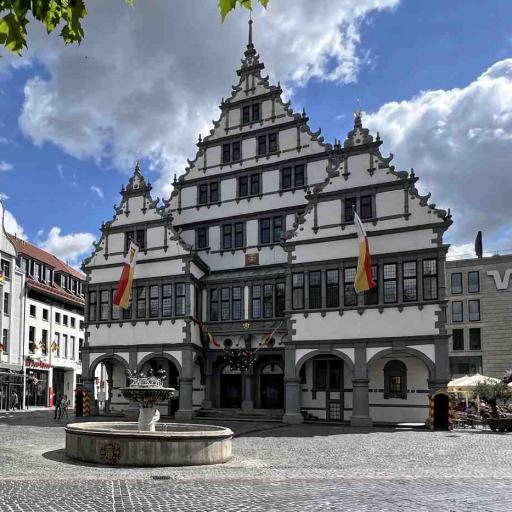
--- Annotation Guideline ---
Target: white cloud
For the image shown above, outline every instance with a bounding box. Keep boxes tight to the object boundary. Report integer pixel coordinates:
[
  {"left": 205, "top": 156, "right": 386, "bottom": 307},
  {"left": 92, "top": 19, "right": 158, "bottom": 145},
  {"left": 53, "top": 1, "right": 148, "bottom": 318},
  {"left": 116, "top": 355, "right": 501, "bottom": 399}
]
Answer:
[
  {"left": 39, "top": 227, "right": 95, "bottom": 267},
  {"left": 0, "top": 161, "right": 13, "bottom": 172},
  {"left": 365, "top": 59, "right": 512, "bottom": 252},
  {"left": 16, "top": 0, "right": 399, "bottom": 196},
  {"left": 0, "top": 193, "right": 9, "bottom": 201},
  {"left": 3, "top": 209, "right": 26, "bottom": 240},
  {"left": 90, "top": 186, "right": 104, "bottom": 199}
]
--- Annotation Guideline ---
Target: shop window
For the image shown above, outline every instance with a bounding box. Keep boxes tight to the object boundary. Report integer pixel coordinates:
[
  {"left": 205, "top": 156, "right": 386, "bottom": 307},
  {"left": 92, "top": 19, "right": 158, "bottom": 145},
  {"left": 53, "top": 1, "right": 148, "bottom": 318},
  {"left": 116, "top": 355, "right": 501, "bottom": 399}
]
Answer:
[{"left": 384, "top": 360, "right": 407, "bottom": 399}]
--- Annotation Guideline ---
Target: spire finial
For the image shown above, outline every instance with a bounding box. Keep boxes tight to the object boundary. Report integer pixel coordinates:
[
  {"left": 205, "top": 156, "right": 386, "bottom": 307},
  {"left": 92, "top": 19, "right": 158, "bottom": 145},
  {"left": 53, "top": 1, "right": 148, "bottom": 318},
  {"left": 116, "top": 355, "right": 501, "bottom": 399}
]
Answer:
[{"left": 248, "top": 15, "right": 253, "bottom": 46}]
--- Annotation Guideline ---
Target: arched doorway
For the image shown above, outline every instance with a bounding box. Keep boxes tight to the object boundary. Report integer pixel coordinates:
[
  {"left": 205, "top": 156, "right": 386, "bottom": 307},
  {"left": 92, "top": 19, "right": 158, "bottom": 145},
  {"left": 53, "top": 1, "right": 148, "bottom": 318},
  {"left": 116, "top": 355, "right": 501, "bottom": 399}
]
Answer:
[
  {"left": 139, "top": 357, "right": 180, "bottom": 417},
  {"left": 220, "top": 366, "right": 242, "bottom": 408},
  {"left": 260, "top": 363, "right": 284, "bottom": 409},
  {"left": 433, "top": 393, "right": 450, "bottom": 430},
  {"left": 90, "top": 356, "right": 128, "bottom": 415}
]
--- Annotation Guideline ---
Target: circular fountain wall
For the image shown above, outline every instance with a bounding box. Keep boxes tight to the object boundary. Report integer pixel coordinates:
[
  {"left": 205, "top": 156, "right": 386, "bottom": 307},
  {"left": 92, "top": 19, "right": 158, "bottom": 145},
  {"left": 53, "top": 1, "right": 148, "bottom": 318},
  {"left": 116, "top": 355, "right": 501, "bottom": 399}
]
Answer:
[{"left": 65, "top": 422, "right": 233, "bottom": 466}]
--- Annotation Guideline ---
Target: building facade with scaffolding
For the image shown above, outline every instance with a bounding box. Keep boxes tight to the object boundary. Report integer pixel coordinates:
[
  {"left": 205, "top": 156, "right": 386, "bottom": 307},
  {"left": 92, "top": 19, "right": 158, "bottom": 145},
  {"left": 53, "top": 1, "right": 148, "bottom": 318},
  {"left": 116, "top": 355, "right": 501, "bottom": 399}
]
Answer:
[{"left": 82, "top": 22, "right": 453, "bottom": 424}]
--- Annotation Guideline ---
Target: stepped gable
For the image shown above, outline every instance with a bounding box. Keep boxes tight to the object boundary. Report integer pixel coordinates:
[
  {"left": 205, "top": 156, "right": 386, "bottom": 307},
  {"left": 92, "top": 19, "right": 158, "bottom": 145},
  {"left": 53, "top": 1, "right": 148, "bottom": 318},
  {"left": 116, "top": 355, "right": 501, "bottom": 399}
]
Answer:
[
  {"left": 283, "top": 112, "right": 452, "bottom": 243},
  {"left": 165, "top": 19, "right": 337, "bottom": 207},
  {"left": 82, "top": 162, "right": 192, "bottom": 270}
]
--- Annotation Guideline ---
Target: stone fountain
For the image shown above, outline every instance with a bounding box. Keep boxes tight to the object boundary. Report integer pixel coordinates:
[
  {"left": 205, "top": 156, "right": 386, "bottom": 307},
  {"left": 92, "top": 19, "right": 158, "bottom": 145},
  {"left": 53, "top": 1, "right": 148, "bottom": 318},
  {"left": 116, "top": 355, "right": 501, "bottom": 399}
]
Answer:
[{"left": 65, "top": 369, "right": 233, "bottom": 466}]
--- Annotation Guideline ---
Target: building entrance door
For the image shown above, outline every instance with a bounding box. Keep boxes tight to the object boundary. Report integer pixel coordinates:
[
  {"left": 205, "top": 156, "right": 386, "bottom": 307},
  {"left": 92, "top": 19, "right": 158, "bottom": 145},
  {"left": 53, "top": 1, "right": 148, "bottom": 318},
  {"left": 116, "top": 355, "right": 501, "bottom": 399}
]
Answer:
[
  {"left": 312, "top": 356, "right": 344, "bottom": 421},
  {"left": 220, "top": 366, "right": 242, "bottom": 408},
  {"left": 260, "top": 364, "right": 284, "bottom": 409}
]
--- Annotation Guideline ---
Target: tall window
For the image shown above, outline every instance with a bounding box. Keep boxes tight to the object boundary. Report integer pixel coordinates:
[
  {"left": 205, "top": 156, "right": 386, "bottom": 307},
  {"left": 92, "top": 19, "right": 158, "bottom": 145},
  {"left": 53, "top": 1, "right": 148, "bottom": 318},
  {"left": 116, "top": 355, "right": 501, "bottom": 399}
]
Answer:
[
  {"left": 89, "top": 291, "right": 97, "bottom": 322},
  {"left": 402, "top": 261, "right": 417, "bottom": 302},
  {"left": 468, "top": 271, "right": 480, "bottom": 293},
  {"left": 198, "top": 181, "right": 220, "bottom": 204},
  {"left": 125, "top": 229, "right": 146, "bottom": 251},
  {"left": 384, "top": 360, "right": 407, "bottom": 399},
  {"left": 222, "top": 141, "right": 241, "bottom": 163},
  {"left": 451, "top": 273, "right": 462, "bottom": 294},
  {"left": 111, "top": 290, "right": 120, "bottom": 320},
  {"left": 309, "top": 271, "right": 322, "bottom": 309},
  {"left": 123, "top": 295, "right": 132, "bottom": 320},
  {"left": 136, "top": 286, "right": 147, "bottom": 318},
  {"left": 238, "top": 176, "right": 249, "bottom": 197},
  {"left": 42, "top": 308, "right": 49, "bottom": 321},
  {"left": 281, "top": 165, "right": 306, "bottom": 190},
  {"left": 252, "top": 285, "right": 262, "bottom": 318},
  {"left": 260, "top": 216, "right": 284, "bottom": 244},
  {"left": 29, "top": 326, "right": 35, "bottom": 353},
  {"left": 360, "top": 195, "right": 372, "bottom": 219},
  {"left": 209, "top": 289, "right": 219, "bottom": 321},
  {"left": 0, "top": 259, "right": 10, "bottom": 279},
  {"left": 3, "top": 292, "right": 9, "bottom": 315},
  {"left": 452, "top": 301, "right": 463, "bottom": 322},
  {"left": 29, "top": 305, "right": 36, "bottom": 317},
  {"left": 276, "top": 283, "right": 285, "bottom": 317},
  {"left": 423, "top": 259, "right": 438, "bottom": 300},
  {"left": 100, "top": 290, "right": 109, "bottom": 321},
  {"left": 469, "top": 299, "right": 480, "bottom": 321},
  {"left": 55, "top": 312, "right": 61, "bottom": 324},
  {"left": 326, "top": 270, "right": 339, "bottom": 308},
  {"left": 63, "top": 314, "right": 68, "bottom": 326},
  {"left": 383, "top": 263, "right": 397, "bottom": 303},
  {"left": 63, "top": 334, "right": 68, "bottom": 359},
  {"left": 257, "top": 132, "right": 278, "bottom": 155},
  {"left": 262, "top": 284, "right": 273, "bottom": 318},
  {"left": 242, "top": 103, "right": 260, "bottom": 124},
  {"left": 469, "top": 328, "right": 481, "bottom": 350},
  {"left": 223, "top": 224, "right": 232, "bottom": 249},
  {"left": 221, "top": 288, "right": 230, "bottom": 321},
  {"left": 2, "top": 328, "right": 8, "bottom": 354},
  {"left": 175, "top": 283, "right": 186, "bottom": 316},
  {"left": 54, "top": 333, "right": 60, "bottom": 356},
  {"left": 344, "top": 198, "right": 357, "bottom": 222},
  {"left": 234, "top": 222, "right": 244, "bottom": 248},
  {"left": 162, "top": 284, "right": 172, "bottom": 317},
  {"left": 292, "top": 273, "right": 304, "bottom": 309},
  {"left": 149, "top": 285, "right": 160, "bottom": 317},
  {"left": 197, "top": 227, "right": 208, "bottom": 249},
  {"left": 452, "top": 329, "right": 464, "bottom": 351},
  {"left": 232, "top": 287, "right": 242, "bottom": 320},
  {"left": 250, "top": 173, "right": 260, "bottom": 195},
  {"left": 364, "top": 265, "right": 378, "bottom": 305},
  {"left": 70, "top": 336, "right": 75, "bottom": 360},
  {"left": 41, "top": 329, "right": 48, "bottom": 354},
  {"left": 344, "top": 267, "right": 357, "bottom": 306}
]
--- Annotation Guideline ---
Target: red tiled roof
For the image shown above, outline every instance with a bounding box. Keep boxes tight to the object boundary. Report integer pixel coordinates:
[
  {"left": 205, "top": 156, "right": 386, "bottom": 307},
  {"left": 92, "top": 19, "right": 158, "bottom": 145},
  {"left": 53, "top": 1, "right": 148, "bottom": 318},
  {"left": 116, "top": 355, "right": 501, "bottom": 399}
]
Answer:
[
  {"left": 7, "top": 234, "right": 85, "bottom": 280},
  {"left": 26, "top": 278, "right": 85, "bottom": 307}
]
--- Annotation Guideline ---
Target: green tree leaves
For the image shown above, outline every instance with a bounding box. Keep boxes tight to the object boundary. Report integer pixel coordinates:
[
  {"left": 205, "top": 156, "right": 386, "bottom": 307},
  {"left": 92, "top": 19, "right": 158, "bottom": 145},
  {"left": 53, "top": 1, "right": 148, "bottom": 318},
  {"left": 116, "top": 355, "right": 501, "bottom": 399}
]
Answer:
[{"left": 0, "top": 1, "right": 271, "bottom": 55}]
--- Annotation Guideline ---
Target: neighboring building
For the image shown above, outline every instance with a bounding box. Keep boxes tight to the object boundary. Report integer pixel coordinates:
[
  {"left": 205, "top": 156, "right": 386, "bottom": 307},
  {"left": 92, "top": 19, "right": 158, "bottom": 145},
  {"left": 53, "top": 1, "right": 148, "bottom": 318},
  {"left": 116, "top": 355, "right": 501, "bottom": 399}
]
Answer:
[
  {"left": 82, "top": 22, "right": 453, "bottom": 425},
  {"left": 7, "top": 236, "right": 85, "bottom": 408},
  {"left": 446, "top": 254, "right": 512, "bottom": 379},
  {"left": 0, "top": 200, "right": 26, "bottom": 410}
]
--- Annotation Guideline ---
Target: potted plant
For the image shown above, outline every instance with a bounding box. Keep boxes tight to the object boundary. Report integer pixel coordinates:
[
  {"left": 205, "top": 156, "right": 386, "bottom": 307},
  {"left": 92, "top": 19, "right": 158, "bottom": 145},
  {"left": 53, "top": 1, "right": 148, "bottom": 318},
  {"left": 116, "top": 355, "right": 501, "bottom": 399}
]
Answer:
[{"left": 475, "top": 370, "right": 512, "bottom": 432}]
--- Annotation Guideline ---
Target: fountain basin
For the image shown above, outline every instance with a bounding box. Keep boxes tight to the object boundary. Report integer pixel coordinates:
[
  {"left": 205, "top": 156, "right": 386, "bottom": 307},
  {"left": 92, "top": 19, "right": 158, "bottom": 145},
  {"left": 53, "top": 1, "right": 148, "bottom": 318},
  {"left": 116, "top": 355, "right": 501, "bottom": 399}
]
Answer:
[{"left": 65, "top": 422, "right": 233, "bottom": 466}]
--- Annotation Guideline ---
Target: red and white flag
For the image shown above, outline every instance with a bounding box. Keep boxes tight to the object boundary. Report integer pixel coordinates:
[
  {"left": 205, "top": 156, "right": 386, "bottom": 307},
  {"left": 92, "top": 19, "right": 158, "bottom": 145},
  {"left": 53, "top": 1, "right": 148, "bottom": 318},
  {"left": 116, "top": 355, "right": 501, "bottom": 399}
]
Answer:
[
  {"left": 113, "top": 242, "right": 138, "bottom": 309},
  {"left": 354, "top": 211, "right": 376, "bottom": 293}
]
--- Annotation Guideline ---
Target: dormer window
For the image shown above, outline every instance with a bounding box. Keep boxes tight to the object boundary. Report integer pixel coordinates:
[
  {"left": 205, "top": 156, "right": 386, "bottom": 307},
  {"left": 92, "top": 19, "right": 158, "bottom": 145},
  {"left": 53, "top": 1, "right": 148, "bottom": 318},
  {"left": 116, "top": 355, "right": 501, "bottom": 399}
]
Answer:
[
  {"left": 125, "top": 229, "right": 146, "bottom": 252},
  {"left": 222, "top": 141, "right": 241, "bottom": 164},
  {"left": 257, "top": 132, "right": 278, "bottom": 156},
  {"left": 242, "top": 103, "right": 260, "bottom": 124}
]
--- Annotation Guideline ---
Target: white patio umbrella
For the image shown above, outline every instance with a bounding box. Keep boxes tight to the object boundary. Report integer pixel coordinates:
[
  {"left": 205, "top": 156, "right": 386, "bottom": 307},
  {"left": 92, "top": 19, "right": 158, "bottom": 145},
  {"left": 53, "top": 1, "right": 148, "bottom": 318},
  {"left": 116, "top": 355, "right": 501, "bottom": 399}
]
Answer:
[{"left": 447, "top": 374, "right": 500, "bottom": 408}]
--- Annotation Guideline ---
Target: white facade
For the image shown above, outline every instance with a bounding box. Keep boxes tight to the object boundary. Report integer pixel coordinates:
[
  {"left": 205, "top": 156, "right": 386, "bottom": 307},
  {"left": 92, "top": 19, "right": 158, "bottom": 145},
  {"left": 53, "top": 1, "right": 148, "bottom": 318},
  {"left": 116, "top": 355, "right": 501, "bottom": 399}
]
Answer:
[{"left": 83, "top": 23, "right": 453, "bottom": 425}]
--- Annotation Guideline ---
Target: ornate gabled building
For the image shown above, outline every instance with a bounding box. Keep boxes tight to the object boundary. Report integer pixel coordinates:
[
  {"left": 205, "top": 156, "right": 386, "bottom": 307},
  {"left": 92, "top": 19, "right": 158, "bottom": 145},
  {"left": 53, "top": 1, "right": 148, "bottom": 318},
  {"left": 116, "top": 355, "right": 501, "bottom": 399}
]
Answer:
[{"left": 83, "top": 21, "right": 452, "bottom": 424}]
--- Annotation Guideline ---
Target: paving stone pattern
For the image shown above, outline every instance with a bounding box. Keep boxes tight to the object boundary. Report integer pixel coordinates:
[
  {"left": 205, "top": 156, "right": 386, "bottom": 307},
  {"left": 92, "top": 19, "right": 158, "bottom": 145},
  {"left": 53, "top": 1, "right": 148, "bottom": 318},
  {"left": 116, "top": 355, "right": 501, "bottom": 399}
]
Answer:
[{"left": 0, "top": 411, "right": 511, "bottom": 511}]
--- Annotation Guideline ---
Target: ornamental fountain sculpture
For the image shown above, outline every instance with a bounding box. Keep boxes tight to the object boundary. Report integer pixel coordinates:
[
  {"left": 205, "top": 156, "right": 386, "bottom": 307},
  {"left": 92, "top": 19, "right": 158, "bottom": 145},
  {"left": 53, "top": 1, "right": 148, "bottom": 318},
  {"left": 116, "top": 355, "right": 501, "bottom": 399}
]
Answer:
[
  {"left": 64, "top": 368, "right": 233, "bottom": 466},
  {"left": 120, "top": 369, "right": 174, "bottom": 432}
]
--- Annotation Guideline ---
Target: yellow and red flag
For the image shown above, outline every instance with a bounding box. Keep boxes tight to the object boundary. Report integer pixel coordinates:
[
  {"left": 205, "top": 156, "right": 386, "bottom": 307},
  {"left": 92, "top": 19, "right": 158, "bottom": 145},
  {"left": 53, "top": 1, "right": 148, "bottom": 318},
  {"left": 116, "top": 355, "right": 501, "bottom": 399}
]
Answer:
[
  {"left": 113, "top": 241, "right": 138, "bottom": 309},
  {"left": 354, "top": 211, "right": 376, "bottom": 293},
  {"left": 198, "top": 320, "right": 221, "bottom": 347}
]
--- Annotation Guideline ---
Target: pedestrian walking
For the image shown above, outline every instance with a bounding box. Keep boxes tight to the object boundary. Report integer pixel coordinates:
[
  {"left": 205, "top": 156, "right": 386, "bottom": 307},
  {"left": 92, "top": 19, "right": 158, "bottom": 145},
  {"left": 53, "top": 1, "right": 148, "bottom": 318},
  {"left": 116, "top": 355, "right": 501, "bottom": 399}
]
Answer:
[
  {"left": 10, "top": 391, "right": 18, "bottom": 412},
  {"left": 54, "top": 393, "right": 62, "bottom": 420},
  {"left": 60, "top": 395, "right": 70, "bottom": 420}
]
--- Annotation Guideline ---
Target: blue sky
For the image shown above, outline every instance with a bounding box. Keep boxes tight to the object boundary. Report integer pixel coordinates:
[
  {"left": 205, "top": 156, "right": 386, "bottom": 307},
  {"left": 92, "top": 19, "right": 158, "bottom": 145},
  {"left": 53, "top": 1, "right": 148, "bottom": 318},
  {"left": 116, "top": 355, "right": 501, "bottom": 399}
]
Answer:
[{"left": 1, "top": 0, "right": 512, "bottom": 264}]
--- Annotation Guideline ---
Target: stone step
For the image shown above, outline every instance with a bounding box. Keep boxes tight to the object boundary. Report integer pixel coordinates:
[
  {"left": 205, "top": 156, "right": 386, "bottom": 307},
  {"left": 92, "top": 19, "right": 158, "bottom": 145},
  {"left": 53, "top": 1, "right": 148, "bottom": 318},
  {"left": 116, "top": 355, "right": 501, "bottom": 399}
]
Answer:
[{"left": 195, "top": 408, "right": 284, "bottom": 420}]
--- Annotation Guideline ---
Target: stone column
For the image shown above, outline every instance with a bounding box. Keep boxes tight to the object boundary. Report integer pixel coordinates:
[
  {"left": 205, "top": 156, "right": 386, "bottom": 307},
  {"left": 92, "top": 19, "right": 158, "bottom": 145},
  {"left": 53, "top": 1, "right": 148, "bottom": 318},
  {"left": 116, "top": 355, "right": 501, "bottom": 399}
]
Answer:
[
  {"left": 350, "top": 344, "right": 373, "bottom": 427},
  {"left": 175, "top": 348, "right": 194, "bottom": 421},
  {"left": 124, "top": 348, "right": 140, "bottom": 420},
  {"left": 241, "top": 372, "right": 254, "bottom": 410},
  {"left": 202, "top": 357, "right": 213, "bottom": 409},
  {"left": 429, "top": 337, "right": 450, "bottom": 393},
  {"left": 282, "top": 346, "right": 303, "bottom": 424}
]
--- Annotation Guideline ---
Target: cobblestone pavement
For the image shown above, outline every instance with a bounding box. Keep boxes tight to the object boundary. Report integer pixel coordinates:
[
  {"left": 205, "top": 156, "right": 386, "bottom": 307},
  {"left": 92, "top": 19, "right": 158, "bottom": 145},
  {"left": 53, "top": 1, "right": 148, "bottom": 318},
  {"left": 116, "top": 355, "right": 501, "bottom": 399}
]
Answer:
[{"left": 0, "top": 411, "right": 511, "bottom": 511}]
